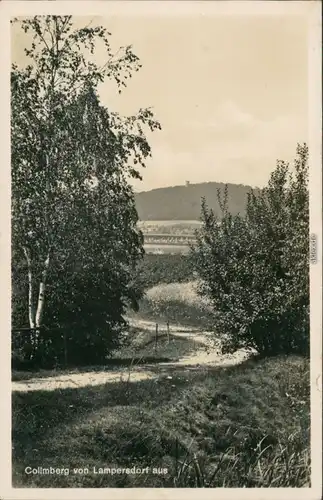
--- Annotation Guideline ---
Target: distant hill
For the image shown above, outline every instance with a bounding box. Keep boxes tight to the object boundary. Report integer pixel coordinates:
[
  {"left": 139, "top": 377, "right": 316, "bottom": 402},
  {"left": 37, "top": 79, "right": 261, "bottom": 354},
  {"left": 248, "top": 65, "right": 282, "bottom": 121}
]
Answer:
[{"left": 135, "top": 182, "right": 258, "bottom": 221}]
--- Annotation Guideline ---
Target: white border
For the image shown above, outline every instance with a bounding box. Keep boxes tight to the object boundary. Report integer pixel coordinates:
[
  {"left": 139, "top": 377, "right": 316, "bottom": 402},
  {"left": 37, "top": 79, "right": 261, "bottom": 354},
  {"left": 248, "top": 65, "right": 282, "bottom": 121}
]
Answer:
[{"left": 0, "top": 2, "right": 321, "bottom": 500}]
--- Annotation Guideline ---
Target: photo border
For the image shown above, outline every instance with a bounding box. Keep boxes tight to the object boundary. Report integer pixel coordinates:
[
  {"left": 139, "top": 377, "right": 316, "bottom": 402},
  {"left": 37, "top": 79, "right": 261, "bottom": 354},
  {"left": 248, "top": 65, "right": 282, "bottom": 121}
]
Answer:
[{"left": 1, "top": 2, "right": 321, "bottom": 499}]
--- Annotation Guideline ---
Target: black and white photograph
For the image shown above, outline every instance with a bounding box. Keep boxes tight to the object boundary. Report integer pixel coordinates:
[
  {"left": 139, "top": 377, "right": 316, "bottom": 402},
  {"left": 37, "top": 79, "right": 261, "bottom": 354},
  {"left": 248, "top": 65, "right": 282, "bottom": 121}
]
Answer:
[{"left": 0, "top": 1, "right": 322, "bottom": 498}]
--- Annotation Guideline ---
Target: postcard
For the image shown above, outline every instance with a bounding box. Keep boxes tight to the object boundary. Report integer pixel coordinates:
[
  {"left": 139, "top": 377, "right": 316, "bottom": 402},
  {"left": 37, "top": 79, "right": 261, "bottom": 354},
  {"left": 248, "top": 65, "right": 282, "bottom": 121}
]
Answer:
[{"left": 0, "top": 1, "right": 321, "bottom": 499}]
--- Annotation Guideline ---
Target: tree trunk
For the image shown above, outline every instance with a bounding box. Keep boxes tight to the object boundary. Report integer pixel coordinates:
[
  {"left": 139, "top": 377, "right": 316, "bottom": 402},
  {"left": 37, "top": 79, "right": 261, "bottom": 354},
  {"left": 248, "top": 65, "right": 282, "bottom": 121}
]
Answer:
[
  {"left": 35, "top": 252, "right": 51, "bottom": 328},
  {"left": 23, "top": 246, "right": 36, "bottom": 329}
]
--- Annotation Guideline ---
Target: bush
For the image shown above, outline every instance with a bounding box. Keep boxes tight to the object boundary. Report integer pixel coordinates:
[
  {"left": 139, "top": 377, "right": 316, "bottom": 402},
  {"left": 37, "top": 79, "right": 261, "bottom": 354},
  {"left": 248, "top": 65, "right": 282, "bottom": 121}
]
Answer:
[
  {"left": 11, "top": 261, "right": 141, "bottom": 369},
  {"left": 191, "top": 144, "right": 309, "bottom": 356}
]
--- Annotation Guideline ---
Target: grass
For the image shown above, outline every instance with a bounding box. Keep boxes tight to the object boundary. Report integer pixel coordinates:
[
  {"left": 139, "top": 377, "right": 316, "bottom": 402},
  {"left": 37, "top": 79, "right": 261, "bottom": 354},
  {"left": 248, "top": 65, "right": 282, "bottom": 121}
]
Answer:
[
  {"left": 138, "top": 281, "right": 214, "bottom": 329},
  {"left": 113, "top": 330, "right": 199, "bottom": 361},
  {"left": 12, "top": 280, "right": 310, "bottom": 488},
  {"left": 133, "top": 253, "right": 193, "bottom": 290},
  {"left": 12, "top": 354, "right": 310, "bottom": 488}
]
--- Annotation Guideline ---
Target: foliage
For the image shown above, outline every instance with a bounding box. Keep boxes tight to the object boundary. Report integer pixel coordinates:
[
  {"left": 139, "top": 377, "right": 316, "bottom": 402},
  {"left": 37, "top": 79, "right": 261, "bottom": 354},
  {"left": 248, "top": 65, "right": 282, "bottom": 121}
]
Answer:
[
  {"left": 191, "top": 144, "right": 309, "bottom": 356},
  {"left": 12, "top": 265, "right": 135, "bottom": 369},
  {"left": 11, "top": 16, "right": 160, "bottom": 364}
]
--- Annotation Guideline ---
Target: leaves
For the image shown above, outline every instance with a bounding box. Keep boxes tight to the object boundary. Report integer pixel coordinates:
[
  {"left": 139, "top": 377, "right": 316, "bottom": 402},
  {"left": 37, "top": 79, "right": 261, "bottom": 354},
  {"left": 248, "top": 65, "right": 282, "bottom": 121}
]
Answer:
[
  {"left": 191, "top": 144, "right": 309, "bottom": 356},
  {"left": 11, "top": 16, "right": 161, "bottom": 362}
]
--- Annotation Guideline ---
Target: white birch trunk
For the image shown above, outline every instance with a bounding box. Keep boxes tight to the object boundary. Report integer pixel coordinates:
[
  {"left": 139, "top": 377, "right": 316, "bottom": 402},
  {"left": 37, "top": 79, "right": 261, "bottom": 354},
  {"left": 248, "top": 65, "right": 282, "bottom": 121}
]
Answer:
[
  {"left": 35, "top": 252, "right": 51, "bottom": 328},
  {"left": 23, "top": 246, "right": 36, "bottom": 329}
]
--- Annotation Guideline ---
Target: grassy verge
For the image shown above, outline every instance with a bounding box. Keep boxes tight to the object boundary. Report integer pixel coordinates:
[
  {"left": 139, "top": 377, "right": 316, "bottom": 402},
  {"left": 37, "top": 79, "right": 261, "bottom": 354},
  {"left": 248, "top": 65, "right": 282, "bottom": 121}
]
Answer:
[{"left": 12, "top": 355, "right": 310, "bottom": 488}]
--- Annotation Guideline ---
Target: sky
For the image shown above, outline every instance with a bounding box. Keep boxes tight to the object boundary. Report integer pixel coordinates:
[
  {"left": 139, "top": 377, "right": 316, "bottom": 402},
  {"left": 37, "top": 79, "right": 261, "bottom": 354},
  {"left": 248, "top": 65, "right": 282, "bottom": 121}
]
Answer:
[{"left": 11, "top": 13, "right": 309, "bottom": 192}]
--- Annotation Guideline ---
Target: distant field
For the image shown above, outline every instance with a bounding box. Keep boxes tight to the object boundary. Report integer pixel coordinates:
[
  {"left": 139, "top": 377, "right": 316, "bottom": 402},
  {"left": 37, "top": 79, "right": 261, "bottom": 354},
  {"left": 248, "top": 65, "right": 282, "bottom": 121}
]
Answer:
[
  {"left": 144, "top": 244, "right": 190, "bottom": 255},
  {"left": 143, "top": 233, "right": 196, "bottom": 239},
  {"left": 138, "top": 220, "right": 202, "bottom": 226},
  {"left": 140, "top": 220, "right": 199, "bottom": 253},
  {"left": 133, "top": 254, "right": 193, "bottom": 290},
  {"left": 139, "top": 220, "right": 201, "bottom": 236}
]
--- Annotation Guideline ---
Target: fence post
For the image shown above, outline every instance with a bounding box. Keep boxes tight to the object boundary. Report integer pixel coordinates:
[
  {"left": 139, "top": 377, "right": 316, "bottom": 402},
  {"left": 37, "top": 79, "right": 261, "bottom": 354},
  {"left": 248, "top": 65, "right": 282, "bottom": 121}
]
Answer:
[
  {"left": 155, "top": 323, "right": 158, "bottom": 350},
  {"left": 167, "top": 321, "right": 170, "bottom": 343}
]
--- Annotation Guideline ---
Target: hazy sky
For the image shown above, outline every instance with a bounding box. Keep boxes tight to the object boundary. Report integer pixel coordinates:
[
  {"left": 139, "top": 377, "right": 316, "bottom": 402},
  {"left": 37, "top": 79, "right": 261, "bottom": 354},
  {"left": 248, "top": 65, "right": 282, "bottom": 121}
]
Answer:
[{"left": 12, "top": 13, "right": 309, "bottom": 192}]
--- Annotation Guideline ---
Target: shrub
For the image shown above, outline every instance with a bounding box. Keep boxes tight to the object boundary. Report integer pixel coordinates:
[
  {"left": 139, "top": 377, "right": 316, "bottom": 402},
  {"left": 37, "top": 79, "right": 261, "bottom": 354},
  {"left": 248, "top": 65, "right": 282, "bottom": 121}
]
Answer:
[
  {"left": 12, "top": 262, "right": 141, "bottom": 369},
  {"left": 191, "top": 144, "right": 309, "bottom": 356}
]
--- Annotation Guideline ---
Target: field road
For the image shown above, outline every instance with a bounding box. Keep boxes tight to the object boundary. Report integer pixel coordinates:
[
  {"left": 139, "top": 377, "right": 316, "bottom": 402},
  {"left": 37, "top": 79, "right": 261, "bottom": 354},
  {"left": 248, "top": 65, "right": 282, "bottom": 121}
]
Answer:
[{"left": 12, "top": 318, "right": 252, "bottom": 393}]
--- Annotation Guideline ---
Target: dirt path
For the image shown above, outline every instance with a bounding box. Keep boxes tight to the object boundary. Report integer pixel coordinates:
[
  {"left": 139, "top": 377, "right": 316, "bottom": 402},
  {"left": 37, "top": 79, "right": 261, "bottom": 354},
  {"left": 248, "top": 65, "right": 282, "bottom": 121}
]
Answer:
[
  {"left": 127, "top": 316, "right": 214, "bottom": 345},
  {"left": 12, "top": 318, "right": 251, "bottom": 393}
]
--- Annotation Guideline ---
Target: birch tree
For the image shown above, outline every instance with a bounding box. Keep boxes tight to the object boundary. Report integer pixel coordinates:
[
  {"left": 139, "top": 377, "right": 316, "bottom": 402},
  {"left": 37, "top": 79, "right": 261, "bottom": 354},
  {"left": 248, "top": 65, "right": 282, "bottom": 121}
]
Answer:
[{"left": 11, "top": 16, "right": 160, "bottom": 358}]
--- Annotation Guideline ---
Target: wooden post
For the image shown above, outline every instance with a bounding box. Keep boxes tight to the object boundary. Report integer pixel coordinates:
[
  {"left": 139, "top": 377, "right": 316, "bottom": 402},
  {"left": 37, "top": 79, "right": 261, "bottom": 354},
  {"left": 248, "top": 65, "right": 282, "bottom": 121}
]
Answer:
[
  {"left": 155, "top": 323, "right": 158, "bottom": 350},
  {"left": 167, "top": 321, "right": 170, "bottom": 343}
]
